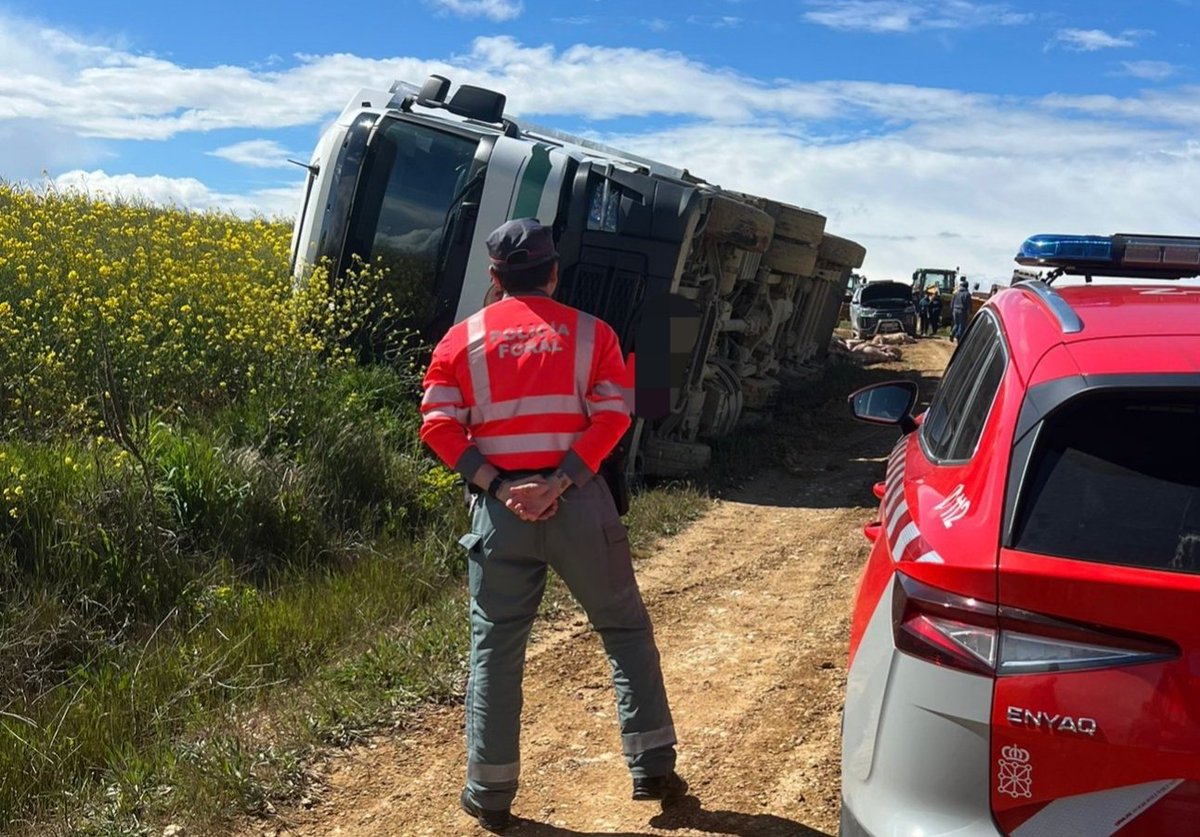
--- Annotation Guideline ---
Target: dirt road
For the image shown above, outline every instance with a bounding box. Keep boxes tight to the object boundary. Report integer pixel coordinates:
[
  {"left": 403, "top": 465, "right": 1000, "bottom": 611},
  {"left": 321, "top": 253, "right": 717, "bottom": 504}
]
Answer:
[{"left": 254, "top": 340, "right": 952, "bottom": 837}]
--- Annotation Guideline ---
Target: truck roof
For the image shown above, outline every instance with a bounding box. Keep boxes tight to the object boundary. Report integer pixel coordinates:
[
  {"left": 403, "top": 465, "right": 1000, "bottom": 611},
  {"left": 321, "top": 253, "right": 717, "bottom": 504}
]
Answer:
[{"left": 335, "top": 84, "right": 690, "bottom": 181}]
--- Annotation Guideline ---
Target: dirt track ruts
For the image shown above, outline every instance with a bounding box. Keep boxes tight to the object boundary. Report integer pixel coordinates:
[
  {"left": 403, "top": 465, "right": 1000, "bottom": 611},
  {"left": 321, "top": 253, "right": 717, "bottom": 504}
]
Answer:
[{"left": 246, "top": 339, "right": 954, "bottom": 837}]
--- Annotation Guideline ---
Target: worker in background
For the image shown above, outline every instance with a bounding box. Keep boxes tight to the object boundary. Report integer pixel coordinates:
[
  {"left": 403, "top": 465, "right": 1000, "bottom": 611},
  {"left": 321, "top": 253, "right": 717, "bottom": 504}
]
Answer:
[
  {"left": 420, "top": 218, "right": 685, "bottom": 833},
  {"left": 950, "top": 278, "right": 972, "bottom": 343},
  {"left": 915, "top": 287, "right": 929, "bottom": 336},
  {"left": 925, "top": 286, "right": 943, "bottom": 336}
]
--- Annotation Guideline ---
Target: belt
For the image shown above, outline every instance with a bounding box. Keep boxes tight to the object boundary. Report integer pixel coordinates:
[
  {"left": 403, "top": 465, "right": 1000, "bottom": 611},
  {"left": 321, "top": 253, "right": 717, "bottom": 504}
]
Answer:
[{"left": 466, "top": 468, "right": 556, "bottom": 495}]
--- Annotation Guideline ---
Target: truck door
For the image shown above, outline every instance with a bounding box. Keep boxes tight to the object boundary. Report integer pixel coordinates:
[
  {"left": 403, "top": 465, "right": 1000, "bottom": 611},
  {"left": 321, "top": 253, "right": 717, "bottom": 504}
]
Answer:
[{"left": 338, "top": 116, "right": 490, "bottom": 342}]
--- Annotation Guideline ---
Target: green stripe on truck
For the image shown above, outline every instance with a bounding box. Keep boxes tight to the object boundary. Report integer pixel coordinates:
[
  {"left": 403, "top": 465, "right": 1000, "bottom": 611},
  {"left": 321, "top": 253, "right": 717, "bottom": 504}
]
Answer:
[{"left": 512, "top": 144, "right": 552, "bottom": 219}]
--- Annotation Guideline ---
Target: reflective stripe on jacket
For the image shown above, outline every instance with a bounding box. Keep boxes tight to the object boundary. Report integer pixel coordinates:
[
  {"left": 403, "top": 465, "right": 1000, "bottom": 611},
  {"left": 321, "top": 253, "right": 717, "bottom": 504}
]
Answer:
[{"left": 420, "top": 293, "right": 631, "bottom": 478}]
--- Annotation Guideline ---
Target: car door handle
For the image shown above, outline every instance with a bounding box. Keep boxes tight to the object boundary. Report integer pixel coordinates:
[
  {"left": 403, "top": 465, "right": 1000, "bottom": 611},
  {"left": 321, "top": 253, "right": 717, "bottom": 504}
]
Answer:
[
  {"left": 863, "top": 520, "right": 882, "bottom": 541},
  {"left": 872, "top": 481, "right": 887, "bottom": 499}
]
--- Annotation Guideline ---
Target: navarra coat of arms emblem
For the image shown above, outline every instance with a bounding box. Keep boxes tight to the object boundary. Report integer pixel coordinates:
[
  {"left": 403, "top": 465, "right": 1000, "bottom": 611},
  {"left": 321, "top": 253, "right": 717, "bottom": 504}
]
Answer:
[{"left": 997, "top": 744, "right": 1032, "bottom": 798}]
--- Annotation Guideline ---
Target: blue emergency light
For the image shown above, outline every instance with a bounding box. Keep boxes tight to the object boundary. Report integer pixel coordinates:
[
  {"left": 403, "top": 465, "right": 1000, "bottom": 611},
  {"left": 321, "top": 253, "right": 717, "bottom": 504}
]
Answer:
[
  {"left": 1016, "top": 233, "right": 1200, "bottom": 280},
  {"left": 1017, "top": 235, "right": 1113, "bottom": 265}
]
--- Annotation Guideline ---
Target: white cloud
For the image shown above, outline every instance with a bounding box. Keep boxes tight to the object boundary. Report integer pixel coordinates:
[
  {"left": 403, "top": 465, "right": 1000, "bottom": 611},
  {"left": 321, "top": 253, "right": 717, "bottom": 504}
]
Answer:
[
  {"left": 1039, "top": 88, "right": 1200, "bottom": 127},
  {"left": 610, "top": 123, "right": 1200, "bottom": 286},
  {"left": 803, "top": 0, "right": 1030, "bottom": 33},
  {"left": 427, "top": 0, "right": 522, "bottom": 21},
  {"left": 686, "top": 15, "right": 743, "bottom": 28},
  {"left": 208, "top": 139, "right": 299, "bottom": 168},
  {"left": 0, "top": 18, "right": 1000, "bottom": 137},
  {"left": 1119, "top": 60, "right": 1178, "bottom": 80},
  {"left": 7, "top": 15, "right": 1200, "bottom": 284},
  {"left": 51, "top": 169, "right": 302, "bottom": 218},
  {"left": 1050, "top": 28, "right": 1142, "bottom": 51}
]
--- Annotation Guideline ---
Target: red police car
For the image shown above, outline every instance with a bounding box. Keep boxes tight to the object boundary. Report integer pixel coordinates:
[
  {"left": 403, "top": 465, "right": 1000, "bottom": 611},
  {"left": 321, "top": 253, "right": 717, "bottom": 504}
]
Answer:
[{"left": 840, "top": 234, "right": 1200, "bottom": 836}]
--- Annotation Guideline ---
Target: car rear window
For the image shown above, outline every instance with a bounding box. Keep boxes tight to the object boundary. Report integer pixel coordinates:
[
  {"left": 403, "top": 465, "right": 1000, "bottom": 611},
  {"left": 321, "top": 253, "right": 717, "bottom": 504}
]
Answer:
[{"left": 1013, "top": 392, "right": 1200, "bottom": 572}]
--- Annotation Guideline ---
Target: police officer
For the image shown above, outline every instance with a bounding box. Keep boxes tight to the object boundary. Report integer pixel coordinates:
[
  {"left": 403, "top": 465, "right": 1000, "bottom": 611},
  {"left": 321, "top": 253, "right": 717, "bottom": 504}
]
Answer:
[{"left": 420, "top": 218, "right": 684, "bottom": 832}]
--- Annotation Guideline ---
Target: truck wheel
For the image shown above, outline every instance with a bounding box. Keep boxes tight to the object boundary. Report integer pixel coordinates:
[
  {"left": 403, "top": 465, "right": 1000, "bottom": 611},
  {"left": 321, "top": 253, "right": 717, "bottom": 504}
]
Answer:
[
  {"left": 767, "top": 203, "right": 826, "bottom": 246},
  {"left": 704, "top": 194, "right": 773, "bottom": 253},
  {"left": 764, "top": 238, "right": 818, "bottom": 277},
  {"left": 818, "top": 234, "right": 867, "bottom": 270},
  {"left": 642, "top": 439, "right": 713, "bottom": 478}
]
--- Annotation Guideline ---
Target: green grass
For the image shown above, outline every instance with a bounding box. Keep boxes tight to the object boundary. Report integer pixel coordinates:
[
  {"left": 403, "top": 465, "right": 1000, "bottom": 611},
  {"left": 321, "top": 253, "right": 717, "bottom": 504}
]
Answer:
[{"left": 0, "top": 357, "right": 476, "bottom": 833}]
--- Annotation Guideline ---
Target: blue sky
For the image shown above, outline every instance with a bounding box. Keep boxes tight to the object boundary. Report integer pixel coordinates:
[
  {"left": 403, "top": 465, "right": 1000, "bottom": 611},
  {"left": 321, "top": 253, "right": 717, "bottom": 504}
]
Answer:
[{"left": 2, "top": 0, "right": 1199, "bottom": 282}]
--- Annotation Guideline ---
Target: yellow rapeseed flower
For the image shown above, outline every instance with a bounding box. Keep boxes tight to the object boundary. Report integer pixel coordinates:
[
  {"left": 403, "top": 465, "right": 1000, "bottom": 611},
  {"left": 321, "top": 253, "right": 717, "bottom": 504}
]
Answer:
[{"left": 0, "top": 183, "right": 401, "bottom": 439}]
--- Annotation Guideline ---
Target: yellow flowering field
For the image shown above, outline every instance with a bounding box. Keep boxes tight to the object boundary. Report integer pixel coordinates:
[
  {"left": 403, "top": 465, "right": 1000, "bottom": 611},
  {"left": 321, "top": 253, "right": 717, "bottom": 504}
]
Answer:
[{"left": 0, "top": 184, "right": 335, "bottom": 440}]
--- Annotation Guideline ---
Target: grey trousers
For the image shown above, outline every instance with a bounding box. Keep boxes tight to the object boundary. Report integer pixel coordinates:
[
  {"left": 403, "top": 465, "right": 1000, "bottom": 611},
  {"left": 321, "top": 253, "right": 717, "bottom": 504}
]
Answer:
[
  {"left": 951, "top": 310, "right": 968, "bottom": 340},
  {"left": 459, "top": 478, "right": 676, "bottom": 811}
]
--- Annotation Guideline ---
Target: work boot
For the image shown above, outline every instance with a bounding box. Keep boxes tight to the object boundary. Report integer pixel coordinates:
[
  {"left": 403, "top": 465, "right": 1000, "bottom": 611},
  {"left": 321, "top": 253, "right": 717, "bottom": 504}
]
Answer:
[
  {"left": 631, "top": 771, "right": 688, "bottom": 803},
  {"left": 459, "top": 788, "right": 512, "bottom": 833}
]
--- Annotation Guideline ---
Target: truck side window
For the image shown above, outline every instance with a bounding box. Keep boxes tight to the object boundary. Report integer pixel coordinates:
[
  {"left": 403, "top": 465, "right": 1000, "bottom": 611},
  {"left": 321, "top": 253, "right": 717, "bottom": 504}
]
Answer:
[{"left": 921, "top": 313, "right": 1006, "bottom": 463}]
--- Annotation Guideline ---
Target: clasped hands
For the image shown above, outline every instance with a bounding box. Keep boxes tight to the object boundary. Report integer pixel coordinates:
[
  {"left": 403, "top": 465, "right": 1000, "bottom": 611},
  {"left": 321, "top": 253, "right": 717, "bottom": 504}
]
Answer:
[{"left": 500, "top": 476, "right": 565, "bottom": 522}]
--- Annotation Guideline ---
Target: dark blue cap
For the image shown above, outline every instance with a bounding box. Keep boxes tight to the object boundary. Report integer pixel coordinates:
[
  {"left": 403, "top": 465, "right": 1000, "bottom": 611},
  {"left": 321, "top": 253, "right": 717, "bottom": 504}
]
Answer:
[{"left": 486, "top": 218, "right": 558, "bottom": 273}]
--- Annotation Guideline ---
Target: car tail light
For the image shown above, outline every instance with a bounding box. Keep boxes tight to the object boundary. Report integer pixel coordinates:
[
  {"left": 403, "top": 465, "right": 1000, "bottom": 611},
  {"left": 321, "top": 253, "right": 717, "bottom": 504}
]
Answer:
[
  {"left": 892, "top": 574, "right": 1177, "bottom": 677},
  {"left": 892, "top": 574, "right": 998, "bottom": 675}
]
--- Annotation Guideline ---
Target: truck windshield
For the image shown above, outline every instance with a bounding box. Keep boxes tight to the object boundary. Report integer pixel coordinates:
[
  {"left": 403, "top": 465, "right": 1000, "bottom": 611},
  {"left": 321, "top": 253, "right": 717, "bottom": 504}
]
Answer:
[
  {"left": 919, "top": 271, "right": 955, "bottom": 292},
  {"left": 343, "top": 118, "right": 482, "bottom": 333}
]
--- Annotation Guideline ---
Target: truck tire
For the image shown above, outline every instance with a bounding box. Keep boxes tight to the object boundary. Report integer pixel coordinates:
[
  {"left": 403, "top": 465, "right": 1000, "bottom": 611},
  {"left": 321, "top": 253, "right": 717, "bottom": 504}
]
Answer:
[
  {"left": 767, "top": 203, "right": 826, "bottom": 246},
  {"left": 763, "top": 238, "right": 819, "bottom": 277},
  {"left": 643, "top": 439, "right": 713, "bottom": 478},
  {"left": 818, "top": 234, "right": 867, "bottom": 269},
  {"left": 704, "top": 194, "right": 773, "bottom": 253}
]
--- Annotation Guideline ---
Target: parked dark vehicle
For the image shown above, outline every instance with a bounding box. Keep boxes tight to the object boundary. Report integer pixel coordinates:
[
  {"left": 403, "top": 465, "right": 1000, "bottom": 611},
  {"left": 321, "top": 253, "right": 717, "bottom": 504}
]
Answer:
[{"left": 849, "top": 281, "right": 917, "bottom": 339}]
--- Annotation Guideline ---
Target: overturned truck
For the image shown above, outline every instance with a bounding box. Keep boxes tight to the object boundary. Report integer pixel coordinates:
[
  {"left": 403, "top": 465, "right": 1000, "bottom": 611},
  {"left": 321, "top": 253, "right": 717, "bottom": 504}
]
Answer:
[{"left": 290, "top": 76, "right": 865, "bottom": 482}]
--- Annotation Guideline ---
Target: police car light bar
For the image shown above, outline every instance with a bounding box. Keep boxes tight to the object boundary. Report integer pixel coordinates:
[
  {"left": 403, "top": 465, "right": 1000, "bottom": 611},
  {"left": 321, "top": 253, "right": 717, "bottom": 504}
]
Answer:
[{"left": 1016, "top": 233, "right": 1200, "bottom": 280}]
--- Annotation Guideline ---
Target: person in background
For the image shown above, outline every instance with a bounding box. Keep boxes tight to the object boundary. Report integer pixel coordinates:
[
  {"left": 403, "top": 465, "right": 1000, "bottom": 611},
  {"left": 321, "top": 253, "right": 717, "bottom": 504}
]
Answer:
[
  {"left": 916, "top": 287, "right": 930, "bottom": 337},
  {"left": 926, "top": 286, "right": 943, "bottom": 336},
  {"left": 419, "top": 218, "right": 685, "bottom": 833},
  {"left": 950, "top": 278, "right": 972, "bottom": 343}
]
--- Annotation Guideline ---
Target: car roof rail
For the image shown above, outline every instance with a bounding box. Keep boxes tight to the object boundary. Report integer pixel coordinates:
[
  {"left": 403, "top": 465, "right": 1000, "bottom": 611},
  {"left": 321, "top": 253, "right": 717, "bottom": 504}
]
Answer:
[{"left": 1014, "top": 279, "right": 1083, "bottom": 334}]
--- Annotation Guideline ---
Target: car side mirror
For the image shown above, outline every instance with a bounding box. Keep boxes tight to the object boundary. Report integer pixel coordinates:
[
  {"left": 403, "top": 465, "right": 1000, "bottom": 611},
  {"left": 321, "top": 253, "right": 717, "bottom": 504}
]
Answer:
[{"left": 848, "top": 380, "right": 919, "bottom": 434}]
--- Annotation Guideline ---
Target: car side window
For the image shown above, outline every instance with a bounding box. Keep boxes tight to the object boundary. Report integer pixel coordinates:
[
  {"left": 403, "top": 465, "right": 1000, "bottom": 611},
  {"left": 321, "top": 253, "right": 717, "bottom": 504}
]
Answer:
[
  {"left": 921, "top": 313, "right": 1007, "bottom": 462},
  {"left": 948, "top": 337, "right": 1007, "bottom": 461}
]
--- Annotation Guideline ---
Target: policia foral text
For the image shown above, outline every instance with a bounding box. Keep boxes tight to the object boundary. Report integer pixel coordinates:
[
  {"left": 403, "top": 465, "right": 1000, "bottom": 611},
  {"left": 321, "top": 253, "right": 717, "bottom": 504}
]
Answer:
[{"left": 419, "top": 218, "right": 687, "bottom": 832}]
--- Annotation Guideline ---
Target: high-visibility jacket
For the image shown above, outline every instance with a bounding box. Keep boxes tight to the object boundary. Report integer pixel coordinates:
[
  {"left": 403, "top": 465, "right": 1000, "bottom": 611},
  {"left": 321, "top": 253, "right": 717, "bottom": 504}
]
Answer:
[{"left": 420, "top": 292, "right": 631, "bottom": 483}]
